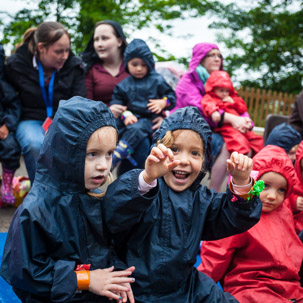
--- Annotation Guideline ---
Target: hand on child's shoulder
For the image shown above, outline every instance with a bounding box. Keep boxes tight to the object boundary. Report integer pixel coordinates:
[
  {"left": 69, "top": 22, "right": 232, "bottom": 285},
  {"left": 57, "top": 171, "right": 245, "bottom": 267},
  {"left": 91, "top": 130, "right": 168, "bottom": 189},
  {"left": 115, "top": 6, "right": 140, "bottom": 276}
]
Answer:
[
  {"left": 226, "top": 152, "right": 252, "bottom": 185},
  {"left": 142, "top": 144, "right": 180, "bottom": 184}
]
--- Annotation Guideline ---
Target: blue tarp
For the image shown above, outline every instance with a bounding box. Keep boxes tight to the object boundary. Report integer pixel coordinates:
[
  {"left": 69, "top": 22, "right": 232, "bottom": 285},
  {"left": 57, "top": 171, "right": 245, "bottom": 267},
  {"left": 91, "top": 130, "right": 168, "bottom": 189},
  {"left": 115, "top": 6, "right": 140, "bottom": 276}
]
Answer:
[{"left": 0, "top": 233, "right": 21, "bottom": 303}]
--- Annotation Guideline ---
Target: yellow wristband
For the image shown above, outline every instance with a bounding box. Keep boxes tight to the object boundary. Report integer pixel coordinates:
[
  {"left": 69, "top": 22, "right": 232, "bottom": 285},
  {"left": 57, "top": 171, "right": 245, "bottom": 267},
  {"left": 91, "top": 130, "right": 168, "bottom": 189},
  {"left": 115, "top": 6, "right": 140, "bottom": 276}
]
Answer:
[{"left": 75, "top": 270, "right": 90, "bottom": 290}]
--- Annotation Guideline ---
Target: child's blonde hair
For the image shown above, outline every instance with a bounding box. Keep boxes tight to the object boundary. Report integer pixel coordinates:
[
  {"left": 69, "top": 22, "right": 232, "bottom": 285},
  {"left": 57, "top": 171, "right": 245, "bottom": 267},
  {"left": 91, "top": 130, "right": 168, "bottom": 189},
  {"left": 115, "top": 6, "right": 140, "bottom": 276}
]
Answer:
[{"left": 158, "top": 129, "right": 205, "bottom": 163}]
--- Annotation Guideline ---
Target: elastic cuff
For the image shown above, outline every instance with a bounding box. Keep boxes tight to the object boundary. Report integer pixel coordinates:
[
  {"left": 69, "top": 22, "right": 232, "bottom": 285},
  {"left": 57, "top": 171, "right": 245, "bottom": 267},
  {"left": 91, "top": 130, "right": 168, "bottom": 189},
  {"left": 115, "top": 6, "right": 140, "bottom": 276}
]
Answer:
[
  {"left": 217, "top": 112, "right": 225, "bottom": 127},
  {"left": 75, "top": 270, "right": 90, "bottom": 290},
  {"left": 229, "top": 178, "right": 255, "bottom": 201}
]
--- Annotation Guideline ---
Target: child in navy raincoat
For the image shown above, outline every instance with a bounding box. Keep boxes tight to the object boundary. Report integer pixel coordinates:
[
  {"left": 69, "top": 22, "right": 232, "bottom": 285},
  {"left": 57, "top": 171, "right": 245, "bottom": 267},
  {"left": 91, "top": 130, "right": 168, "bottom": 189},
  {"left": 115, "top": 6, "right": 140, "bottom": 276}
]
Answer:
[
  {"left": 110, "top": 38, "right": 176, "bottom": 168},
  {"left": 201, "top": 70, "right": 264, "bottom": 155},
  {"left": 103, "top": 106, "right": 262, "bottom": 303},
  {"left": 199, "top": 145, "right": 303, "bottom": 302},
  {"left": 0, "top": 97, "right": 135, "bottom": 303},
  {"left": 0, "top": 43, "right": 21, "bottom": 204}
]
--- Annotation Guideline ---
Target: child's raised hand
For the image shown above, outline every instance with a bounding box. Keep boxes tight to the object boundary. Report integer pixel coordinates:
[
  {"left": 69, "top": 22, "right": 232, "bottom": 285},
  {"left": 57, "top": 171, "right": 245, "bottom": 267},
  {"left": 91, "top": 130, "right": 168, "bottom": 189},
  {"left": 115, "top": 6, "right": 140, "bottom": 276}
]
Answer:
[
  {"left": 124, "top": 115, "right": 138, "bottom": 126},
  {"left": 226, "top": 152, "right": 252, "bottom": 185},
  {"left": 296, "top": 196, "right": 303, "bottom": 212},
  {"left": 147, "top": 99, "right": 166, "bottom": 114},
  {"left": 88, "top": 266, "right": 135, "bottom": 301},
  {"left": 142, "top": 143, "right": 180, "bottom": 184},
  {"left": 0, "top": 124, "right": 9, "bottom": 140}
]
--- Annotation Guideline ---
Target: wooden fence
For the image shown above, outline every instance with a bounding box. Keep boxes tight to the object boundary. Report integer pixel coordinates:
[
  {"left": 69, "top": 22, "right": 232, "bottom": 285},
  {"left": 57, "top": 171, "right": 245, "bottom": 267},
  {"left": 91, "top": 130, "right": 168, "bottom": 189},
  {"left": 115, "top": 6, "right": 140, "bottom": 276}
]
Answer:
[{"left": 237, "top": 87, "right": 295, "bottom": 128}]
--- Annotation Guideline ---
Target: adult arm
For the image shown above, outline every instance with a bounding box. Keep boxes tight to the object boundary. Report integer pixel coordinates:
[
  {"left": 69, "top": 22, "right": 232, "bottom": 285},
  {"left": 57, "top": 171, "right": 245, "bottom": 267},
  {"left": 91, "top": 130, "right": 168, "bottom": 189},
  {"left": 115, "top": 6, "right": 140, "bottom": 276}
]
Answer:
[
  {"left": 0, "top": 79, "right": 21, "bottom": 131},
  {"left": 85, "top": 68, "right": 95, "bottom": 100},
  {"left": 71, "top": 66, "right": 87, "bottom": 97}
]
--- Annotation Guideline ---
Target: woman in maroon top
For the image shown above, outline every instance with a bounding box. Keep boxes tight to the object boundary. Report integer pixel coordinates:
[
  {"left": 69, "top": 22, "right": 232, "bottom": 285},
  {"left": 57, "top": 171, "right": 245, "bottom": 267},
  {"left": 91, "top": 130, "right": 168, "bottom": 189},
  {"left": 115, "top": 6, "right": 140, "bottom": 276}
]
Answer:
[
  {"left": 82, "top": 20, "right": 128, "bottom": 118},
  {"left": 82, "top": 21, "right": 162, "bottom": 174}
]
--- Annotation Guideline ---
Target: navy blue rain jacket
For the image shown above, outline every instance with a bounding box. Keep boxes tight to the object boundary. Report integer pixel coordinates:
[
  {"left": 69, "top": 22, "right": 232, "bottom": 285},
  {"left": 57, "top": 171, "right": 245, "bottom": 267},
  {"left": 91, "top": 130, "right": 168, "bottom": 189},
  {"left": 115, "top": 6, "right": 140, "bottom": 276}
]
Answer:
[
  {"left": 0, "top": 97, "right": 123, "bottom": 303},
  {"left": 110, "top": 39, "right": 176, "bottom": 119},
  {"left": 103, "top": 107, "right": 262, "bottom": 303}
]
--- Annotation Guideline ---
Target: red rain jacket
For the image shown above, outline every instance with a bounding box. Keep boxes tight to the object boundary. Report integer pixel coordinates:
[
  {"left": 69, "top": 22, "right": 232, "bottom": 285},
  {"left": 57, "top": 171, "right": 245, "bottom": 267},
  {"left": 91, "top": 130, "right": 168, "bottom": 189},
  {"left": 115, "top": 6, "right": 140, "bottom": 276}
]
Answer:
[{"left": 199, "top": 145, "right": 303, "bottom": 303}]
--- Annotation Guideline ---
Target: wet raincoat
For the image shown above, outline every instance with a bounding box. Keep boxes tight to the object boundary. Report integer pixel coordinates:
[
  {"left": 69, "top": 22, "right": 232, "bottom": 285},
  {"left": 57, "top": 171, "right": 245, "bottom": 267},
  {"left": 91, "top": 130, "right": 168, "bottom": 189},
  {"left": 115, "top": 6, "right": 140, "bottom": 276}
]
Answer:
[
  {"left": 110, "top": 39, "right": 176, "bottom": 150},
  {"left": 287, "top": 140, "right": 303, "bottom": 234},
  {"left": 199, "top": 145, "right": 303, "bottom": 303},
  {"left": 0, "top": 43, "right": 21, "bottom": 170},
  {"left": 0, "top": 97, "right": 122, "bottom": 303},
  {"left": 202, "top": 71, "right": 264, "bottom": 154},
  {"left": 103, "top": 106, "right": 262, "bottom": 303}
]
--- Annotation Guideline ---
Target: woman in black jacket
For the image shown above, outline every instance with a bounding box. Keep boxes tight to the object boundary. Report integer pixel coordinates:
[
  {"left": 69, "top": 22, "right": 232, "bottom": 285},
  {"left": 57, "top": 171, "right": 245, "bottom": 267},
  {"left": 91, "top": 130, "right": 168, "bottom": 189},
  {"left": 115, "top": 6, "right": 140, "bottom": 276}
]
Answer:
[{"left": 5, "top": 22, "right": 87, "bottom": 183}]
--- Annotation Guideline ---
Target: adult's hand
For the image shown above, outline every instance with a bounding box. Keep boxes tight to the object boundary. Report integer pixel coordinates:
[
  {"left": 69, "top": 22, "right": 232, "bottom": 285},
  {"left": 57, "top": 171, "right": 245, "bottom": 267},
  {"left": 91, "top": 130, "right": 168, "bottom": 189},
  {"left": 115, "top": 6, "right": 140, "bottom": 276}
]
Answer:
[
  {"left": 224, "top": 113, "right": 251, "bottom": 134},
  {"left": 110, "top": 104, "right": 127, "bottom": 118},
  {"left": 152, "top": 116, "right": 163, "bottom": 131}
]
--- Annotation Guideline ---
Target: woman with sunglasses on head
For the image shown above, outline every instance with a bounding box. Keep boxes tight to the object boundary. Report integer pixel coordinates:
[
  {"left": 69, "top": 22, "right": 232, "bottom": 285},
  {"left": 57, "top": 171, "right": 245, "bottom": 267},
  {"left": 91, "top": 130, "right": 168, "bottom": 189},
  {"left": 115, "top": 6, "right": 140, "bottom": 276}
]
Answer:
[
  {"left": 5, "top": 21, "right": 87, "bottom": 184},
  {"left": 173, "top": 43, "right": 252, "bottom": 191}
]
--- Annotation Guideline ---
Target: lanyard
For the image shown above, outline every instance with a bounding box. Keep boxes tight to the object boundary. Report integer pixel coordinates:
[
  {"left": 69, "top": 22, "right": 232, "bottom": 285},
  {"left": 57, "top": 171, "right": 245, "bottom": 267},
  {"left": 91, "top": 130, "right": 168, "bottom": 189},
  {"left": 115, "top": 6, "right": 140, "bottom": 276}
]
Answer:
[{"left": 38, "top": 60, "right": 56, "bottom": 118}]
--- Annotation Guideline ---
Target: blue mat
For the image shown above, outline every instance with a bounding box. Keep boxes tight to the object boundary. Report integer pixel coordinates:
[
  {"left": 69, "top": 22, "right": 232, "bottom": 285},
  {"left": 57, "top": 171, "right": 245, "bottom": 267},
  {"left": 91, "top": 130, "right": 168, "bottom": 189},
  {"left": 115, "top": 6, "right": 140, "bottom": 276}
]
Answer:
[{"left": 0, "top": 233, "right": 21, "bottom": 303}]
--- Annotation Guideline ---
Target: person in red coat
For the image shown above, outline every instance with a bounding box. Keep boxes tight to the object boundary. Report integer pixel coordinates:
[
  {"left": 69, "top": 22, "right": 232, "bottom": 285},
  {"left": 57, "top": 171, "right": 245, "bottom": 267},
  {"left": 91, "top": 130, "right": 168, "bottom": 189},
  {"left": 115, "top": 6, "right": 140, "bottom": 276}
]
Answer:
[
  {"left": 201, "top": 70, "right": 264, "bottom": 155},
  {"left": 286, "top": 140, "right": 303, "bottom": 234},
  {"left": 198, "top": 145, "right": 303, "bottom": 303}
]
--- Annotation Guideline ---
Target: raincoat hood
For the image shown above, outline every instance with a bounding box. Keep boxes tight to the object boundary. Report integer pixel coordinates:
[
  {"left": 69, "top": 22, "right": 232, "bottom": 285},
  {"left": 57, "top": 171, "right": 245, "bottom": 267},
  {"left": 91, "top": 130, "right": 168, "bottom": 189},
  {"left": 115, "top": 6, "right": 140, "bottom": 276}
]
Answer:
[
  {"left": 81, "top": 20, "right": 128, "bottom": 72},
  {"left": 205, "top": 70, "right": 236, "bottom": 95},
  {"left": 265, "top": 122, "right": 302, "bottom": 154},
  {"left": 188, "top": 42, "right": 223, "bottom": 72},
  {"left": 253, "top": 145, "right": 296, "bottom": 198},
  {"left": 124, "top": 39, "right": 155, "bottom": 74},
  {"left": 35, "top": 96, "right": 117, "bottom": 192},
  {"left": 153, "top": 106, "right": 212, "bottom": 184},
  {"left": 295, "top": 140, "right": 303, "bottom": 184}
]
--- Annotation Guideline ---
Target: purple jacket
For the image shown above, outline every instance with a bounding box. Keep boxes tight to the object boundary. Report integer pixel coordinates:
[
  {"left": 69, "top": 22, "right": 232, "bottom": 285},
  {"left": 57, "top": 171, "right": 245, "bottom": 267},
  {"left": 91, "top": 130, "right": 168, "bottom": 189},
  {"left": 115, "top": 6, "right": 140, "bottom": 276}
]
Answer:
[{"left": 172, "top": 43, "right": 223, "bottom": 116}]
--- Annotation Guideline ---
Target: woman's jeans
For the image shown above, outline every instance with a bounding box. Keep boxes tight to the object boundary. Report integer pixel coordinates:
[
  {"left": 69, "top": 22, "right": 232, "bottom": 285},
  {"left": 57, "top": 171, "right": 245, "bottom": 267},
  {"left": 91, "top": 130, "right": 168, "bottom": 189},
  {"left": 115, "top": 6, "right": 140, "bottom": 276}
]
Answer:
[{"left": 16, "top": 120, "right": 45, "bottom": 183}]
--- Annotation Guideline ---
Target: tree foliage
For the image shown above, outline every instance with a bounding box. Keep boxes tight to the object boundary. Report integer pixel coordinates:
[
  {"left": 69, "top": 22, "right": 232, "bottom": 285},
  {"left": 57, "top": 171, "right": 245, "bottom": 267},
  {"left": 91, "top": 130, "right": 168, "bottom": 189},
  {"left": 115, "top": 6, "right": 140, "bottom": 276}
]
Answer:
[
  {"left": 208, "top": 0, "right": 303, "bottom": 94},
  {"left": 0, "top": 0, "right": 214, "bottom": 58}
]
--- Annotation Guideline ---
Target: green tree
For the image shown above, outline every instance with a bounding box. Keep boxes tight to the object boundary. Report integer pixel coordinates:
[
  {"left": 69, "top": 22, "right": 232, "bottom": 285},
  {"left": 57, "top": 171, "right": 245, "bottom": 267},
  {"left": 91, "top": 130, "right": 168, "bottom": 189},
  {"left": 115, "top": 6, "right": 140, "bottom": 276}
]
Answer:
[
  {"left": 0, "top": 0, "right": 215, "bottom": 58},
  {"left": 208, "top": 0, "right": 303, "bottom": 94}
]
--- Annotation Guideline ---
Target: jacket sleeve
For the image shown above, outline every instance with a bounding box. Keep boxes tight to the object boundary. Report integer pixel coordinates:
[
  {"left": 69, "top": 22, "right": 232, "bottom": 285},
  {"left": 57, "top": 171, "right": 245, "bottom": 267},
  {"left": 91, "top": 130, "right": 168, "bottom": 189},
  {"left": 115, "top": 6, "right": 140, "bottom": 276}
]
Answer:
[
  {"left": 1, "top": 205, "right": 78, "bottom": 302},
  {"left": 201, "top": 94, "right": 219, "bottom": 117},
  {"left": 0, "top": 79, "right": 21, "bottom": 130},
  {"left": 157, "top": 75, "right": 176, "bottom": 111},
  {"left": 233, "top": 95, "right": 248, "bottom": 114},
  {"left": 110, "top": 81, "right": 129, "bottom": 107},
  {"left": 85, "top": 68, "right": 94, "bottom": 100},
  {"left": 71, "top": 65, "right": 87, "bottom": 98},
  {"left": 103, "top": 169, "right": 158, "bottom": 234},
  {"left": 200, "top": 187, "right": 262, "bottom": 241},
  {"left": 198, "top": 236, "right": 242, "bottom": 283}
]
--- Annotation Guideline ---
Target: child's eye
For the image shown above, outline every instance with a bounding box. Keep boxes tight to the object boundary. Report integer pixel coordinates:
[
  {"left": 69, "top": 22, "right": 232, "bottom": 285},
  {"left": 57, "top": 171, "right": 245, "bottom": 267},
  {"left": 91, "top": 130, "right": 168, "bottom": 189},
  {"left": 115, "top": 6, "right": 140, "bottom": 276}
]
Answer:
[
  {"left": 87, "top": 152, "right": 97, "bottom": 158},
  {"left": 170, "top": 147, "right": 178, "bottom": 153},
  {"left": 278, "top": 188, "right": 286, "bottom": 194},
  {"left": 106, "top": 151, "right": 114, "bottom": 158},
  {"left": 192, "top": 151, "right": 201, "bottom": 157}
]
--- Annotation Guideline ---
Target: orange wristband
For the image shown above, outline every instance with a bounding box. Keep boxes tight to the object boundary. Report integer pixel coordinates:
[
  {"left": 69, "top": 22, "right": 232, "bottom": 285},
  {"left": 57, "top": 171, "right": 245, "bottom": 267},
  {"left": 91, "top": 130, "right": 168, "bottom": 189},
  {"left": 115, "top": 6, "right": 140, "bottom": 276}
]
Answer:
[{"left": 75, "top": 270, "right": 90, "bottom": 290}]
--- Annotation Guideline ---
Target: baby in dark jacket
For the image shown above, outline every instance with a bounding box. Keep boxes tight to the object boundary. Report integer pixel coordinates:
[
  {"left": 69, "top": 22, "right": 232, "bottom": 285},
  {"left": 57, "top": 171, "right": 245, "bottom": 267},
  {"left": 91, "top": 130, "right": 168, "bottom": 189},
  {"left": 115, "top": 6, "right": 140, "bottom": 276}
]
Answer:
[
  {"left": 104, "top": 106, "right": 263, "bottom": 303},
  {"left": 110, "top": 38, "right": 176, "bottom": 168}
]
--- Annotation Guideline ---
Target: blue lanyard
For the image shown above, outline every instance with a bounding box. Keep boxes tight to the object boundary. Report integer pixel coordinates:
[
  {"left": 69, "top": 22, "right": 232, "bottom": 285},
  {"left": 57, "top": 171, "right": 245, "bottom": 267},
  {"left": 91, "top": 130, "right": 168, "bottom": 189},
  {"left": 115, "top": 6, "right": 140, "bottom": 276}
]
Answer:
[{"left": 38, "top": 60, "right": 56, "bottom": 117}]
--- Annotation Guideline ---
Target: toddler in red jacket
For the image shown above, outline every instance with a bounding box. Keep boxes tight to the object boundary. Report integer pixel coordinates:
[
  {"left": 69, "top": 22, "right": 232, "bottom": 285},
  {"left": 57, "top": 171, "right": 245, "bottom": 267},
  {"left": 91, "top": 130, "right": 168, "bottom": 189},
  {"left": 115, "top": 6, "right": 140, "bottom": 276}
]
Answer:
[
  {"left": 198, "top": 145, "right": 303, "bottom": 303},
  {"left": 201, "top": 70, "right": 263, "bottom": 155}
]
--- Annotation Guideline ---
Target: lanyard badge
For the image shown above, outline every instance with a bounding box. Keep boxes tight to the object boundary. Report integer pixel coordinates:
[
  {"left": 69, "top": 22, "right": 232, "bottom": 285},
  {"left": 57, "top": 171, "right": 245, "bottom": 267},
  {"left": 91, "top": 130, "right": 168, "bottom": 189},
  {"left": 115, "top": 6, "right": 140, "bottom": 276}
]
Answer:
[{"left": 38, "top": 60, "right": 56, "bottom": 118}]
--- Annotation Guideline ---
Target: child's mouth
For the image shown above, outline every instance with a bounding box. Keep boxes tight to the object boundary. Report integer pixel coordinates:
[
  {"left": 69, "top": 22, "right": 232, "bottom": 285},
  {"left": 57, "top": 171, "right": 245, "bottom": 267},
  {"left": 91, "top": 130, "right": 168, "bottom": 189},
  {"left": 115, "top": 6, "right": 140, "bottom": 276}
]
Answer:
[
  {"left": 92, "top": 175, "right": 105, "bottom": 184},
  {"left": 172, "top": 170, "right": 189, "bottom": 180}
]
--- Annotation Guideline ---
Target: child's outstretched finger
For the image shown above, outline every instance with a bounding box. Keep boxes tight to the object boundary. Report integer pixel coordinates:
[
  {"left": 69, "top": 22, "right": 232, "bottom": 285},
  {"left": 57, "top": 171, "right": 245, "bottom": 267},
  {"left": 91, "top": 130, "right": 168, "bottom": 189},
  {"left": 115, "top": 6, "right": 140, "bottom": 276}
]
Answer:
[
  {"left": 167, "top": 159, "right": 180, "bottom": 170},
  {"left": 230, "top": 151, "right": 240, "bottom": 165},
  {"left": 150, "top": 146, "right": 165, "bottom": 160}
]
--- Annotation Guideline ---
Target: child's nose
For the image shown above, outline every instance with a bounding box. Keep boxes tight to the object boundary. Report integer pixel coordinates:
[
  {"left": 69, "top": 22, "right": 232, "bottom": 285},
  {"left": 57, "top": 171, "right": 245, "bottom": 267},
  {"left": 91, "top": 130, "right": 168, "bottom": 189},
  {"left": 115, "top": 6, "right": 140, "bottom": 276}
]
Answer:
[
  {"left": 179, "top": 153, "right": 190, "bottom": 165},
  {"left": 267, "top": 189, "right": 276, "bottom": 200},
  {"left": 96, "top": 157, "right": 107, "bottom": 170}
]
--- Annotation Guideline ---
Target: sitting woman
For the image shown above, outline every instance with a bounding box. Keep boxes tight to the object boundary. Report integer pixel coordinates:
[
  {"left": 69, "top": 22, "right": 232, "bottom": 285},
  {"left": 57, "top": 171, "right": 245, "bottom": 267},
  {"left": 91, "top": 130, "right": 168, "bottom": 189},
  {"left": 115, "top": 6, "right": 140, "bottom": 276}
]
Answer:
[
  {"left": 5, "top": 22, "right": 87, "bottom": 184},
  {"left": 82, "top": 20, "right": 163, "bottom": 175},
  {"left": 173, "top": 42, "right": 252, "bottom": 191}
]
